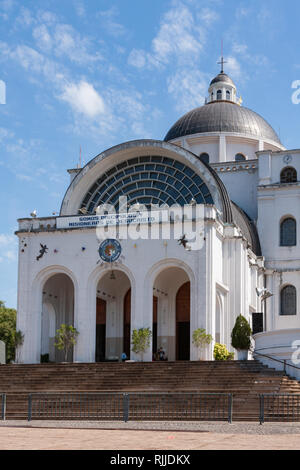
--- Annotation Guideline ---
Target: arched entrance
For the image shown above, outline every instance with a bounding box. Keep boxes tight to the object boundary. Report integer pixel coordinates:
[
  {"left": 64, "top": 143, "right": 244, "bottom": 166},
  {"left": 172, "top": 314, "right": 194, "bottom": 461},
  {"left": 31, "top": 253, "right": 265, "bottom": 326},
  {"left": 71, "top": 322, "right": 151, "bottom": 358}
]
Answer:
[
  {"left": 176, "top": 282, "right": 191, "bottom": 360},
  {"left": 41, "top": 273, "right": 75, "bottom": 362},
  {"left": 152, "top": 267, "right": 190, "bottom": 361},
  {"left": 96, "top": 269, "right": 131, "bottom": 361}
]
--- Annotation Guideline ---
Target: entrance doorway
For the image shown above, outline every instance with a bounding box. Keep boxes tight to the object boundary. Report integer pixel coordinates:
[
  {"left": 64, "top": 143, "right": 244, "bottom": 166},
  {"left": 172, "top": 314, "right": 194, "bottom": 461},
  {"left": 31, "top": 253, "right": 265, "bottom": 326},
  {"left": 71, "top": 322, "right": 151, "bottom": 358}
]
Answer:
[
  {"left": 123, "top": 289, "right": 131, "bottom": 358},
  {"left": 96, "top": 298, "right": 106, "bottom": 362},
  {"left": 176, "top": 282, "right": 190, "bottom": 360},
  {"left": 96, "top": 270, "right": 131, "bottom": 362},
  {"left": 152, "top": 266, "right": 191, "bottom": 361},
  {"left": 41, "top": 273, "right": 75, "bottom": 363}
]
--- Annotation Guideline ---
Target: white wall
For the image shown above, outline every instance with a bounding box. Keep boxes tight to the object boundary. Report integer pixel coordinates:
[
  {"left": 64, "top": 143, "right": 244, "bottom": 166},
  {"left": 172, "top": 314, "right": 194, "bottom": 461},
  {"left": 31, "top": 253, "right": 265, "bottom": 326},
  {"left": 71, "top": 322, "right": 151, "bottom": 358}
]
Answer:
[{"left": 16, "top": 206, "right": 260, "bottom": 363}]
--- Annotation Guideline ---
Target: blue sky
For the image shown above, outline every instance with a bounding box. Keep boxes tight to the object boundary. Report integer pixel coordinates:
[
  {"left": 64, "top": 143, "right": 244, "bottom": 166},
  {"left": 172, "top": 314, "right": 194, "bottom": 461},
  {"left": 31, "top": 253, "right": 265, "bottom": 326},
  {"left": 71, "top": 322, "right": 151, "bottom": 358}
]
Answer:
[{"left": 1, "top": 0, "right": 300, "bottom": 308}]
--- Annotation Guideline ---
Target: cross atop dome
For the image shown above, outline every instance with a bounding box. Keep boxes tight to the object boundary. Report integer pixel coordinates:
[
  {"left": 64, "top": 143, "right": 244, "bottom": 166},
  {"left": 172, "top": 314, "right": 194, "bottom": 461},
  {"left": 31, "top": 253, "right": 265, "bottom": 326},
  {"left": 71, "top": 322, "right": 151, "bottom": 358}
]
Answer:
[
  {"left": 206, "top": 52, "right": 239, "bottom": 105},
  {"left": 217, "top": 56, "right": 227, "bottom": 74}
]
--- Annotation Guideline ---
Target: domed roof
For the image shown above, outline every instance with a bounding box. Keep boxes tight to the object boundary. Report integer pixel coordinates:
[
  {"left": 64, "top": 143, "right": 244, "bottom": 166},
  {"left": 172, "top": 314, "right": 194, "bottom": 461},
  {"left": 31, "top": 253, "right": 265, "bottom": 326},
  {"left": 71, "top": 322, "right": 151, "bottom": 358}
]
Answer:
[
  {"left": 164, "top": 101, "right": 281, "bottom": 145},
  {"left": 210, "top": 72, "right": 235, "bottom": 87}
]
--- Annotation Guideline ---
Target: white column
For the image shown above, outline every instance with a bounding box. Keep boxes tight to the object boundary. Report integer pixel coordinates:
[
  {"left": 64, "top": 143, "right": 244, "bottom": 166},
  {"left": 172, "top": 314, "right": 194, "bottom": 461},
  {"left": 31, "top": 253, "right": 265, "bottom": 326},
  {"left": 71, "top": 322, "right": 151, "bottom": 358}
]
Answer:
[
  {"left": 219, "top": 135, "right": 226, "bottom": 162},
  {"left": 130, "top": 275, "right": 153, "bottom": 361},
  {"left": 74, "top": 284, "right": 95, "bottom": 362}
]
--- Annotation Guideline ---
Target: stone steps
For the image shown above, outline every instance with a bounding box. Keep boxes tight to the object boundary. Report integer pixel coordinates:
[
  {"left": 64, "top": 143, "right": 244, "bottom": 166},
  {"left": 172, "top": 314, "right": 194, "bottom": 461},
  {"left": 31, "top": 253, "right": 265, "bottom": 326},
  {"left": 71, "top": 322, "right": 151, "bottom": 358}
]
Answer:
[{"left": 1, "top": 361, "right": 300, "bottom": 420}]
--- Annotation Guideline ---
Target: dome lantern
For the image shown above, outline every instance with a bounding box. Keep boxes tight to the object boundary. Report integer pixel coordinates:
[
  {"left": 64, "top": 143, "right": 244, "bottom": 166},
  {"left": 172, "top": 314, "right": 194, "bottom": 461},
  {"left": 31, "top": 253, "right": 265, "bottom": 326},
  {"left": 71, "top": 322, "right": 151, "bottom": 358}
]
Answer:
[{"left": 208, "top": 69, "right": 237, "bottom": 104}]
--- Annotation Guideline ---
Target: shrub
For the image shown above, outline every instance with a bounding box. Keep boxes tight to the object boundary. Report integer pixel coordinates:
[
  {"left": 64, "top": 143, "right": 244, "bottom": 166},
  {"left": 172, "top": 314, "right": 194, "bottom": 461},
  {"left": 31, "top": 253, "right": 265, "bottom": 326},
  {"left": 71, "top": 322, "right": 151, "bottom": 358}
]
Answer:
[
  {"left": 214, "top": 343, "right": 234, "bottom": 361},
  {"left": 231, "top": 315, "right": 252, "bottom": 351}
]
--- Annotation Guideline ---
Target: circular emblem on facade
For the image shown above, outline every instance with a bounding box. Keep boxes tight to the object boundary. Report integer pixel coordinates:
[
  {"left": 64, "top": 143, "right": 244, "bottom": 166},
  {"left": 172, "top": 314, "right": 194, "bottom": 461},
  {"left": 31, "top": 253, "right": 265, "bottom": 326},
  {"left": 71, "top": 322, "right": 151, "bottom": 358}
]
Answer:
[
  {"left": 283, "top": 154, "right": 292, "bottom": 164},
  {"left": 99, "top": 239, "right": 122, "bottom": 263}
]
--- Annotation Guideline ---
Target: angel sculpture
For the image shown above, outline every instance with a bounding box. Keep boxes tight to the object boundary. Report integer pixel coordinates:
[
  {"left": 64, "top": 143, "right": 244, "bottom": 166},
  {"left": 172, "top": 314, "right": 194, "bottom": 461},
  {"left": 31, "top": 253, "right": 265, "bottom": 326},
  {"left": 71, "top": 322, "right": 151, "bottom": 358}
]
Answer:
[
  {"left": 178, "top": 234, "right": 188, "bottom": 249},
  {"left": 36, "top": 244, "right": 48, "bottom": 261}
]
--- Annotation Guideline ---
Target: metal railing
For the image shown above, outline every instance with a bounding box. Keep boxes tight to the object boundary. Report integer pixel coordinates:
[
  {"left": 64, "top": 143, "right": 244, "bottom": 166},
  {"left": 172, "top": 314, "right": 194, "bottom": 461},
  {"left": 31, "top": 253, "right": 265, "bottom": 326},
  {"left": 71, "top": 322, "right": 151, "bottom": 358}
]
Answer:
[
  {"left": 253, "top": 350, "right": 300, "bottom": 376},
  {"left": 260, "top": 394, "right": 300, "bottom": 424},
  {"left": 27, "top": 392, "right": 233, "bottom": 423},
  {"left": 1, "top": 394, "right": 6, "bottom": 420}
]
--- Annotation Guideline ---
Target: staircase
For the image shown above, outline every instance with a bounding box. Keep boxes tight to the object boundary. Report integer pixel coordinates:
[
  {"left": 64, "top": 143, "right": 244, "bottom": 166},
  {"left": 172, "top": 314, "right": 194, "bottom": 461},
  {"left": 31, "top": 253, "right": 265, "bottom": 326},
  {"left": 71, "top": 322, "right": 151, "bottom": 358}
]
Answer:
[{"left": 1, "top": 361, "right": 300, "bottom": 420}]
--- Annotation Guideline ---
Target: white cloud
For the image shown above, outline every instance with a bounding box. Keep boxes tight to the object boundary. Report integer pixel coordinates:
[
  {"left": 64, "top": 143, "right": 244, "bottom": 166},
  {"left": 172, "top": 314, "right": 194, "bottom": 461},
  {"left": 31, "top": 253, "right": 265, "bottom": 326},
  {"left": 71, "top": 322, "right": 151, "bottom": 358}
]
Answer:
[
  {"left": 128, "top": 49, "right": 146, "bottom": 69},
  {"left": 128, "top": 1, "right": 218, "bottom": 70},
  {"left": 32, "top": 22, "right": 102, "bottom": 65},
  {"left": 97, "top": 6, "right": 127, "bottom": 38},
  {"left": 235, "top": 6, "right": 251, "bottom": 19},
  {"left": 231, "top": 43, "right": 270, "bottom": 74},
  {"left": 167, "top": 69, "right": 208, "bottom": 113},
  {"left": 74, "top": 1, "right": 86, "bottom": 18},
  {"left": 16, "top": 174, "right": 34, "bottom": 182},
  {"left": 199, "top": 7, "right": 219, "bottom": 26},
  {"left": 33, "top": 25, "right": 53, "bottom": 52},
  {"left": 126, "top": 0, "right": 219, "bottom": 113},
  {"left": 0, "top": 127, "right": 14, "bottom": 142},
  {"left": 0, "top": 234, "right": 14, "bottom": 246},
  {"left": 225, "top": 56, "right": 242, "bottom": 80},
  {"left": 14, "top": 6, "right": 34, "bottom": 28},
  {"left": 151, "top": 2, "right": 203, "bottom": 66},
  {"left": 0, "top": 0, "right": 14, "bottom": 19},
  {"left": 60, "top": 81, "right": 106, "bottom": 118},
  {"left": 0, "top": 234, "right": 17, "bottom": 263}
]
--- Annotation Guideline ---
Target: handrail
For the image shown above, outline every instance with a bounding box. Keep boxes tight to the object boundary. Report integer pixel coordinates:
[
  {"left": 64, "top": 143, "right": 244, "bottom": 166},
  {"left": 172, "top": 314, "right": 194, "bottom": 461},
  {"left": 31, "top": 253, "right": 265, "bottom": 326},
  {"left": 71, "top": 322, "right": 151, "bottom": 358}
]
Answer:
[
  {"left": 1, "top": 394, "right": 6, "bottom": 420},
  {"left": 27, "top": 392, "right": 233, "bottom": 423},
  {"left": 253, "top": 349, "right": 300, "bottom": 373}
]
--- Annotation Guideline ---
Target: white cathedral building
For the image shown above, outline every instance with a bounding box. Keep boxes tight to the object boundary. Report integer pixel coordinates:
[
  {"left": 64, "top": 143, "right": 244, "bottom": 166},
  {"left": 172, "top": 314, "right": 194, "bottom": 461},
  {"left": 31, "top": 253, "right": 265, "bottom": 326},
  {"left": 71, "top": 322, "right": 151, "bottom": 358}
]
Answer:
[{"left": 16, "top": 64, "right": 300, "bottom": 368}]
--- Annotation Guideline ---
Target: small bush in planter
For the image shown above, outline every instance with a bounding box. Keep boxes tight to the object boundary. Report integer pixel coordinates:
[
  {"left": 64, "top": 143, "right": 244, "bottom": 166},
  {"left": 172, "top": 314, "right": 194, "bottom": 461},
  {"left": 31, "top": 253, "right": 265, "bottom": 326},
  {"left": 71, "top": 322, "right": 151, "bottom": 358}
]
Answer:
[
  {"left": 231, "top": 315, "right": 252, "bottom": 358},
  {"left": 192, "top": 328, "right": 213, "bottom": 360},
  {"left": 131, "top": 328, "right": 152, "bottom": 362},
  {"left": 54, "top": 324, "right": 79, "bottom": 362}
]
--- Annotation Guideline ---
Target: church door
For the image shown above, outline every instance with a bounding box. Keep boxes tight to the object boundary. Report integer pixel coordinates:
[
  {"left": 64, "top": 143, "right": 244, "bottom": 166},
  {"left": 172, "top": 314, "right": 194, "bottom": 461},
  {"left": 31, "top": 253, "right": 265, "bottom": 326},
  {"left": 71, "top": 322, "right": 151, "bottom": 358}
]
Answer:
[
  {"left": 96, "top": 298, "right": 106, "bottom": 362},
  {"left": 176, "top": 282, "right": 190, "bottom": 360}
]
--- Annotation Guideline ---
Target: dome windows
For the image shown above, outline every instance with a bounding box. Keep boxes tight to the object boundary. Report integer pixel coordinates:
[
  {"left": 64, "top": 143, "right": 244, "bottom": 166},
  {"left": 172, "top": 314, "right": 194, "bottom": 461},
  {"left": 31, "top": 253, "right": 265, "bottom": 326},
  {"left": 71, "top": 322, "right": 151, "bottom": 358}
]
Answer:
[
  {"left": 226, "top": 90, "right": 231, "bottom": 100},
  {"left": 217, "top": 90, "right": 222, "bottom": 101},
  {"left": 235, "top": 153, "right": 246, "bottom": 162},
  {"left": 80, "top": 155, "right": 214, "bottom": 213},
  {"left": 280, "top": 167, "right": 297, "bottom": 184},
  {"left": 199, "top": 153, "right": 210, "bottom": 164}
]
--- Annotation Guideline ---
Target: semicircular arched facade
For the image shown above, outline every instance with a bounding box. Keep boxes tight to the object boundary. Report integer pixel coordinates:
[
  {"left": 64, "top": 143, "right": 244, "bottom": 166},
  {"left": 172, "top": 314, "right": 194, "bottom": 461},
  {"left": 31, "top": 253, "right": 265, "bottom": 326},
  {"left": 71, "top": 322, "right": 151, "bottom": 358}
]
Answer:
[
  {"left": 80, "top": 155, "right": 214, "bottom": 213},
  {"left": 60, "top": 139, "right": 233, "bottom": 223}
]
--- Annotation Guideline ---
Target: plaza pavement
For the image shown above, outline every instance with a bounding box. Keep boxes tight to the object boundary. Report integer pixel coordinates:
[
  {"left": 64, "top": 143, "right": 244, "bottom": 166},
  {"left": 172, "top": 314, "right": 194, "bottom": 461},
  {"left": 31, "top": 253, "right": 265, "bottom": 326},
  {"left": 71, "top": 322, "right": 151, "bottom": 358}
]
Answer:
[{"left": 1, "top": 421, "right": 300, "bottom": 450}]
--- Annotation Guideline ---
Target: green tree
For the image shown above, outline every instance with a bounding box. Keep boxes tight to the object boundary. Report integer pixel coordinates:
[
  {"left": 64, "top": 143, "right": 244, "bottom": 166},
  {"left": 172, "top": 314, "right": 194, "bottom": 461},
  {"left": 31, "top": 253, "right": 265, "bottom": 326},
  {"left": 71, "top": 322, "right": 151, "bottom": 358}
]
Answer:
[
  {"left": 231, "top": 315, "right": 252, "bottom": 351},
  {"left": 0, "top": 300, "right": 18, "bottom": 363},
  {"left": 131, "top": 328, "right": 152, "bottom": 361},
  {"left": 54, "top": 324, "right": 79, "bottom": 362}
]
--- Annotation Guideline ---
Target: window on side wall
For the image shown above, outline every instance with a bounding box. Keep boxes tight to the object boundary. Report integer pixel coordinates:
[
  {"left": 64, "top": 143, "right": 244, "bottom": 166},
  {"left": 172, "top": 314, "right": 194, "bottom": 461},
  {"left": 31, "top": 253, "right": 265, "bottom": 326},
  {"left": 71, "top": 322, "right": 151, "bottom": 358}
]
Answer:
[
  {"left": 280, "top": 218, "right": 297, "bottom": 247},
  {"left": 280, "top": 285, "right": 297, "bottom": 316}
]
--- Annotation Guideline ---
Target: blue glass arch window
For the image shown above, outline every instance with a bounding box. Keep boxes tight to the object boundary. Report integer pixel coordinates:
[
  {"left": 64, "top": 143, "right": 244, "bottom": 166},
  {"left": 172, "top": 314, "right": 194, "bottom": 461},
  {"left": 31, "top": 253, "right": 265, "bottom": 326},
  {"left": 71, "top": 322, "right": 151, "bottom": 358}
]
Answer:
[{"left": 79, "top": 156, "right": 214, "bottom": 213}]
